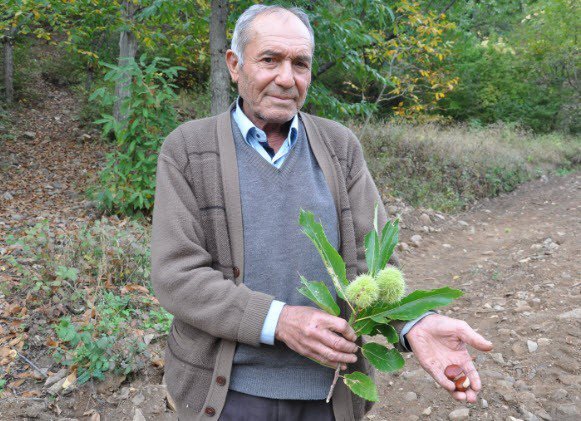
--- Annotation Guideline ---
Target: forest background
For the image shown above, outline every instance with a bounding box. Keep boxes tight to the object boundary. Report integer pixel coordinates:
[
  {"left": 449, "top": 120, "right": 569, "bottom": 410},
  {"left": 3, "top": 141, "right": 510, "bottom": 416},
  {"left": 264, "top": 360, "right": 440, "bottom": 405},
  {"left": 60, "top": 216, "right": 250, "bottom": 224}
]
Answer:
[{"left": 0, "top": 0, "right": 579, "bottom": 412}]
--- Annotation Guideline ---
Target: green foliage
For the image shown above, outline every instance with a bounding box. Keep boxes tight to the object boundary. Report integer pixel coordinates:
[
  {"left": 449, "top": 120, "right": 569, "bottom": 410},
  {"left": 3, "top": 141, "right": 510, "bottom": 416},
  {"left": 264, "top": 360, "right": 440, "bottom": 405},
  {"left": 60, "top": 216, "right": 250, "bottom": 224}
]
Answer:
[
  {"left": 298, "top": 207, "right": 462, "bottom": 401},
  {"left": 343, "top": 372, "right": 378, "bottom": 402},
  {"left": 1, "top": 217, "right": 170, "bottom": 384},
  {"left": 89, "top": 55, "right": 183, "bottom": 215},
  {"left": 53, "top": 293, "right": 148, "bottom": 383}
]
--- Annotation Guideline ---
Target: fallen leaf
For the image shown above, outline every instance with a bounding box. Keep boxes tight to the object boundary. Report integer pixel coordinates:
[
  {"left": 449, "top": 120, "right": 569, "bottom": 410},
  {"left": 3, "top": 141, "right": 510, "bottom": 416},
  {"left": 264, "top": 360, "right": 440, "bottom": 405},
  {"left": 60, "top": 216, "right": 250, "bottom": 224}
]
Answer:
[
  {"left": 151, "top": 358, "right": 164, "bottom": 368},
  {"left": 122, "top": 284, "right": 149, "bottom": 294},
  {"left": 62, "top": 371, "right": 77, "bottom": 389},
  {"left": 9, "top": 378, "right": 26, "bottom": 388},
  {"left": 22, "top": 390, "right": 41, "bottom": 397}
]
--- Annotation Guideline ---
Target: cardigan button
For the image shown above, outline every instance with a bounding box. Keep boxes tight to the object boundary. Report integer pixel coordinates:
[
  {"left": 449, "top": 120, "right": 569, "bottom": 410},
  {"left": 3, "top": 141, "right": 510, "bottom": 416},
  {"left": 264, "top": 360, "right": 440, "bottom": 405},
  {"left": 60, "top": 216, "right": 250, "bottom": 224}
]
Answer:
[
  {"left": 204, "top": 406, "right": 216, "bottom": 417},
  {"left": 233, "top": 266, "right": 240, "bottom": 278},
  {"left": 216, "top": 376, "right": 226, "bottom": 386}
]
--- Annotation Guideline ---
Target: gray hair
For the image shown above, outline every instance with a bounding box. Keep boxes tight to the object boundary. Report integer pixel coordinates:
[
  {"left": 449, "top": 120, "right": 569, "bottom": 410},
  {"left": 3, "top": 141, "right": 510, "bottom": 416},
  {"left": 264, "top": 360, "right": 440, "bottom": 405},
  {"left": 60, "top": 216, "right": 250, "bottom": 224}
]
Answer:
[{"left": 231, "top": 4, "right": 315, "bottom": 66}]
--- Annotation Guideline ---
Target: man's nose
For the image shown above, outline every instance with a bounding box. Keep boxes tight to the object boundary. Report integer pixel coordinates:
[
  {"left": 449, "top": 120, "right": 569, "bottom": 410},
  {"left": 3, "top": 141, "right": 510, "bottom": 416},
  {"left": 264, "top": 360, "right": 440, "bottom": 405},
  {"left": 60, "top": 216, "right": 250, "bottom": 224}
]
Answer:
[{"left": 275, "top": 60, "right": 295, "bottom": 89}]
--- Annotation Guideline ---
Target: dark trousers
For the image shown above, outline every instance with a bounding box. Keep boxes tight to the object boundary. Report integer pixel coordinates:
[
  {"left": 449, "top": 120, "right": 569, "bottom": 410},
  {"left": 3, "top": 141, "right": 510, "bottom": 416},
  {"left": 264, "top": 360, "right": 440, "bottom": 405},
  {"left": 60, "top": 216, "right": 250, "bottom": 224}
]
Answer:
[{"left": 218, "top": 390, "right": 336, "bottom": 421}]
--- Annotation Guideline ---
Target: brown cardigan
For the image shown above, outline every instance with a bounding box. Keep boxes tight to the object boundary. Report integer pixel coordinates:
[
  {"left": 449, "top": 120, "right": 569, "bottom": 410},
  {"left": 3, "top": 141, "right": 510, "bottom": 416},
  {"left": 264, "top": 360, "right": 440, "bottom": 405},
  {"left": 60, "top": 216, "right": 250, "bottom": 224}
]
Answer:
[{"left": 151, "top": 103, "right": 402, "bottom": 421}]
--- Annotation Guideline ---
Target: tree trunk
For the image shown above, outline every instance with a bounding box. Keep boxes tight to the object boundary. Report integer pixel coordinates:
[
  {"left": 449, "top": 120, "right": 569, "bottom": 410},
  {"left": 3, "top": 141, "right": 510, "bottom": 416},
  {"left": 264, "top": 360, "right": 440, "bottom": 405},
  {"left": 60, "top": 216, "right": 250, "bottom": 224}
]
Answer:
[
  {"left": 210, "top": 0, "right": 230, "bottom": 115},
  {"left": 114, "top": 1, "right": 138, "bottom": 123},
  {"left": 3, "top": 30, "right": 15, "bottom": 105}
]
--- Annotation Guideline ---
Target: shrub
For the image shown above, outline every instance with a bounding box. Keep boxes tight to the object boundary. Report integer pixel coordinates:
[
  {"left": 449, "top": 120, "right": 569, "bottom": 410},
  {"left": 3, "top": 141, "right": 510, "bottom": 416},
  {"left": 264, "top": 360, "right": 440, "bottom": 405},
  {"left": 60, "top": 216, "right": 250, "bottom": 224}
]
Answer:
[{"left": 89, "top": 54, "right": 184, "bottom": 216}]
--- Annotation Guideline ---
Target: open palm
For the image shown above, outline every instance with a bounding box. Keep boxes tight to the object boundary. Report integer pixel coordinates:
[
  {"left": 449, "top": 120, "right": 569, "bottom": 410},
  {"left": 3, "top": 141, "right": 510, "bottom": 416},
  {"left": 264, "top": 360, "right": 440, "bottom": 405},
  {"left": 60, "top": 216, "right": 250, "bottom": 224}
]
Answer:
[{"left": 406, "top": 313, "right": 493, "bottom": 403}]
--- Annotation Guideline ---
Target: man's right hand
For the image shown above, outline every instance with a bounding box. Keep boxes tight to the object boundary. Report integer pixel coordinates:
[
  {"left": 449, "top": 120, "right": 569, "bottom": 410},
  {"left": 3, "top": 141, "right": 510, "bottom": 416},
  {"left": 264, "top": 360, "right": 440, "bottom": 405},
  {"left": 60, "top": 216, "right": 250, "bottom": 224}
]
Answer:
[{"left": 275, "top": 305, "right": 358, "bottom": 370}]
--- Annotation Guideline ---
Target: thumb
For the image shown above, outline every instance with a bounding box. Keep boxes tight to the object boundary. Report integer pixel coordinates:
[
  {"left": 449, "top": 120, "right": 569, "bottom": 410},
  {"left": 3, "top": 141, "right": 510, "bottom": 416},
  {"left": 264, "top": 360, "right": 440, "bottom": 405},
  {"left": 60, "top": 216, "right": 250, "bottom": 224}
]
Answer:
[{"left": 459, "top": 324, "right": 493, "bottom": 352}]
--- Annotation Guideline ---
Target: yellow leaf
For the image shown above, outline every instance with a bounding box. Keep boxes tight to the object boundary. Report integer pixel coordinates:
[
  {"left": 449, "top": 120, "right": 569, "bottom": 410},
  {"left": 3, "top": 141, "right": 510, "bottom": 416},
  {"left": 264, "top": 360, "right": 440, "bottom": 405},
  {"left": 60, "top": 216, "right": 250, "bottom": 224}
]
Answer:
[{"left": 62, "top": 371, "right": 77, "bottom": 389}]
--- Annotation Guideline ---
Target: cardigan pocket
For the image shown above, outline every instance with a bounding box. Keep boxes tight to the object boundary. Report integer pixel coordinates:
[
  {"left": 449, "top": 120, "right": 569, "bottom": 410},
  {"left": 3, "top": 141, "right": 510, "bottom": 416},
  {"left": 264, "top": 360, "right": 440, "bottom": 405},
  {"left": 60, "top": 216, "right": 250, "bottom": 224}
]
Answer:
[{"left": 165, "top": 322, "right": 219, "bottom": 413}]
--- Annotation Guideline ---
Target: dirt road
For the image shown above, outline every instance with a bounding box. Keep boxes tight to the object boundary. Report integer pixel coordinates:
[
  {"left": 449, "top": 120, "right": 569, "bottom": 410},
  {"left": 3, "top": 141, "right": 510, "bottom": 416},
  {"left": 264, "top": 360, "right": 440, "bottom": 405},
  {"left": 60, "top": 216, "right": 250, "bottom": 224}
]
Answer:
[{"left": 370, "top": 172, "right": 580, "bottom": 421}]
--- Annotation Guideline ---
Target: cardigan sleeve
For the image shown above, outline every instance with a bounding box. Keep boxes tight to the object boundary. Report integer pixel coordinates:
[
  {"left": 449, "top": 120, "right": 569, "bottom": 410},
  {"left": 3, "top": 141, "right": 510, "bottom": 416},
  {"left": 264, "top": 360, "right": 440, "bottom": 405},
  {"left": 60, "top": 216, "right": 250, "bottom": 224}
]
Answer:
[{"left": 150, "top": 129, "right": 273, "bottom": 347}]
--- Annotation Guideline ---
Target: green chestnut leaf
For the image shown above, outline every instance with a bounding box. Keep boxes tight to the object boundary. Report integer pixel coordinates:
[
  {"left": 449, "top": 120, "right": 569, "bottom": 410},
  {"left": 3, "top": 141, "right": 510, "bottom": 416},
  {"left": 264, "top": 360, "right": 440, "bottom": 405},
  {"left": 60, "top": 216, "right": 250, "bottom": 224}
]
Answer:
[
  {"left": 343, "top": 372, "right": 378, "bottom": 402},
  {"left": 362, "top": 343, "right": 405, "bottom": 372},
  {"left": 298, "top": 275, "right": 340, "bottom": 316}
]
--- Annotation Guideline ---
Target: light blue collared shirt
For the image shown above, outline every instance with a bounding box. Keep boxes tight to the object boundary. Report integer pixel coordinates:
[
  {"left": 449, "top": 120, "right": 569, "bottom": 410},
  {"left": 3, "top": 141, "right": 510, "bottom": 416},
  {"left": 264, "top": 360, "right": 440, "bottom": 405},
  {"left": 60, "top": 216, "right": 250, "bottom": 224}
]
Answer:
[
  {"left": 232, "top": 97, "right": 432, "bottom": 349},
  {"left": 232, "top": 97, "right": 299, "bottom": 169}
]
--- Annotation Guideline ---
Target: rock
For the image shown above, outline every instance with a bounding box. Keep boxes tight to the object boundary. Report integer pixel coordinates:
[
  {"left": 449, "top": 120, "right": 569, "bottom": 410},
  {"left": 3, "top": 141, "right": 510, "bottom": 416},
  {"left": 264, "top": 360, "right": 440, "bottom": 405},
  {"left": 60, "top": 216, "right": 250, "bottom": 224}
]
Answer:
[
  {"left": 409, "top": 416, "right": 419, "bottom": 421},
  {"left": 410, "top": 234, "right": 422, "bottom": 247},
  {"left": 443, "top": 243, "right": 452, "bottom": 248},
  {"left": 558, "top": 308, "right": 581, "bottom": 320},
  {"left": 491, "top": 352, "right": 505, "bottom": 365},
  {"left": 514, "top": 380, "right": 531, "bottom": 391},
  {"left": 133, "top": 408, "right": 146, "bottom": 421},
  {"left": 398, "top": 242, "right": 410, "bottom": 252},
  {"left": 422, "top": 407, "right": 432, "bottom": 416},
  {"left": 387, "top": 205, "right": 398, "bottom": 215},
  {"left": 404, "top": 391, "right": 417, "bottom": 401},
  {"left": 512, "top": 342, "right": 527, "bottom": 356},
  {"left": 481, "top": 398, "right": 489, "bottom": 409},
  {"left": 448, "top": 408, "right": 470, "bottom": 420},
  {"left": 2, "top": 192, "right": 13, "bottom": 201},
  {"left": 527, "top": 340, "right": 538, "bottom": 353},
  {"left": 458, "top": 220, "right": 469, "bottom": 227},
  {"left": 507, "top": 417, "right": 524, "bottom": 421},
  {"left": 556, "top": 404, "right": 579, "bottom": 417},
  {"left": 537, "top": 338, "right": 550, "bottom": 347},
  {"left": 132, "top": 392, "right": 145, "bottom": 406},
  {"left": 23, "top": 131, "right": 36, "bottom": 139},
  {"left": 552, "top": 388, "right": 567, "bottom": 400},
  {"left": 420, "top": 213, "right": 431, "bottom": 225}
]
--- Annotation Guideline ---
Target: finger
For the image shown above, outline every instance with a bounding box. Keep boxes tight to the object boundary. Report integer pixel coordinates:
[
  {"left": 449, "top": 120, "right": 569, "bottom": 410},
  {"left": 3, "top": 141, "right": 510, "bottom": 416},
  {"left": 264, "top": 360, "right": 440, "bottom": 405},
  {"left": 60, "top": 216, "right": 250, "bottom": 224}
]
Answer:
[
  {"left": 309, "top": 341, "right": 358, "bottom": 365},
  {"left": 319, "top": 330, "right": 358, "bottom": 354},
  {"left": 451, "top": 390, "right": 467, "bottom": 401},
  {"left": 422, "top": 360, "right": 455, "bottom": 392},
  {"left": 462, "top": 359, "right": 482, "bottom": 392},
  {"left": 325, "top": 316, "right": 357, "bottom": 342},
  {"left": 458, "top": 323, "right": 493, "bottom": 352},
  {"left": 465, "top": 388, "right": 478, "bottom": 403}
]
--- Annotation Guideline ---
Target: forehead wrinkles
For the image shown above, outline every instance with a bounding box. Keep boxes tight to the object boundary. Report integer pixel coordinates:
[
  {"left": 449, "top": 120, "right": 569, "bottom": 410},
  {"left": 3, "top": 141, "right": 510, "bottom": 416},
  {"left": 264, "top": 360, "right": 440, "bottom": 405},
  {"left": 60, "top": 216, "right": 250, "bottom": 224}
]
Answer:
[{"left": 257, "top": 37, "right": 312, "bottom": 60}]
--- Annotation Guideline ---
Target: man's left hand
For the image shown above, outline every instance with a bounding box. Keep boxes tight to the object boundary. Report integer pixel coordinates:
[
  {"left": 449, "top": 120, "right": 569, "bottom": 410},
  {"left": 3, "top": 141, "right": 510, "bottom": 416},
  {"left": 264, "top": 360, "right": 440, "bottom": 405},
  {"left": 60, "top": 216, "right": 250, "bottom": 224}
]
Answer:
[{"left": 405, "top": 313, "right": 493, "bottom": 403}]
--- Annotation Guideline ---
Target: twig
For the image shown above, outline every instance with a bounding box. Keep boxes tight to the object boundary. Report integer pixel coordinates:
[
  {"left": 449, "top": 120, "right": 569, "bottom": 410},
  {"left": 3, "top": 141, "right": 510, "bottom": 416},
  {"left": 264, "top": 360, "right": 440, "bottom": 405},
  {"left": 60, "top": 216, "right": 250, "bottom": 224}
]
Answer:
[
  {"left": 17, "top": 351, "right": 47, "bottom": 379},
  {"left": 326, "top": 364, "right": 341, "bottom": 403}
]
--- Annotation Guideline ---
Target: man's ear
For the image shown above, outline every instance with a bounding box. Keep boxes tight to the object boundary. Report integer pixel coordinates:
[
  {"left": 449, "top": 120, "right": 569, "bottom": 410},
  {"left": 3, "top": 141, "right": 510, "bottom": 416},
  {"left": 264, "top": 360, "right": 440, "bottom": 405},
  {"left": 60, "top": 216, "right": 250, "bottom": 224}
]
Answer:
[{"left": 225, "top": 50, "right": 240, "bottom": 83}]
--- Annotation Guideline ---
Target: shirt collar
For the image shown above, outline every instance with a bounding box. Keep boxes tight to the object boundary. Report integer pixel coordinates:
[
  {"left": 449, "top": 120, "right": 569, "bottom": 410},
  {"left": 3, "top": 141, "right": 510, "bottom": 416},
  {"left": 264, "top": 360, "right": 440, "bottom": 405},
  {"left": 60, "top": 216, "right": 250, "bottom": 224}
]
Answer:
[{"left": 233, "top": 96, "right": 299, "bottom": 144}]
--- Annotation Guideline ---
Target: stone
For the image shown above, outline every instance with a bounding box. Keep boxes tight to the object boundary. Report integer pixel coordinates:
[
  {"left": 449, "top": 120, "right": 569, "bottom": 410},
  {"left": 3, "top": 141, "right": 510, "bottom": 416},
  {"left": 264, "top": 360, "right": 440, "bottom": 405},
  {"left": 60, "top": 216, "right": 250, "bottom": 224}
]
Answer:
[
  {"left": 2, "top": 192, "right": 13, "bottom": 201},
  {"left": 410, "top": 234, "right": 422, "bottom": 247},
  {"left": 132, "top": 392, "right": 145, "bottom": 406},
  {"left": 443, "top": 243, "right": 452, "bottom": 248},
  {"left": 420, "top": 213, "right": 431, "bottom": 225},
  {"left": 491, "top": 352, "right": 505, "bottom": 365},
  {"left": 481, "top": 398, "right": 489, "bottom": 409},
  {"left": 405, "top": 391, "right": 417, "bottom": 401},
  {"left": 387, "top": 205, "right": 398, "bottom": 215},
  {"left": 458, "top": 220, "right": 469, "bottom": 227},
  {"left": 537, "top": 338, "right": 550, "bottom": 347},
  {"left": 133, "top": 408, "right": 146, "bottom": 421},
  {"left": 448, "top": 408, "right": 470, "bottom": 420},
  {"left": 556, "top": 404, "right": 579, "bottom": 417},
  {"left": 558, "top": 308, "right": 581, "bottom": 320},
  {"left": 23, "top": 131, "right": 36, "bottom": 139},
  {"left": 551, "top": 388, "right": 567, "bottom": 400},
  {"left": 527, "top": 340, "right": 538, "bottom": 353},
  {"left": 398, "top": 242, "right": 410, "bottom": 252},
  {"left": 422, "top": 407, "right": 432, "bottom": 416}
]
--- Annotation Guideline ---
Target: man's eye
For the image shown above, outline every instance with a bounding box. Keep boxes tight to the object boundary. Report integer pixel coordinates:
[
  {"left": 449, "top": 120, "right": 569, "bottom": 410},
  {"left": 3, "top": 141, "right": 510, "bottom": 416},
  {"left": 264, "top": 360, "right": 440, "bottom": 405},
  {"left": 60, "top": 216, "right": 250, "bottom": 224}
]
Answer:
[{"left": 262, "top": 57, "right": 273, "bottom": 63}]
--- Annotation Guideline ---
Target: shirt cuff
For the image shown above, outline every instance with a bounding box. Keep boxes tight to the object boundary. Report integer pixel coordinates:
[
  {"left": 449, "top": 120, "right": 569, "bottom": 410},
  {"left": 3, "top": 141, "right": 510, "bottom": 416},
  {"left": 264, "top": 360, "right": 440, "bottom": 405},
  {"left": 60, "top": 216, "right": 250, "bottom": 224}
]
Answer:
[
  {"left": 400, "top": 311, "right": 437, "bottom": 352},
  {"left": 259, "top": 300, "right": 286, "bottom": 345}
]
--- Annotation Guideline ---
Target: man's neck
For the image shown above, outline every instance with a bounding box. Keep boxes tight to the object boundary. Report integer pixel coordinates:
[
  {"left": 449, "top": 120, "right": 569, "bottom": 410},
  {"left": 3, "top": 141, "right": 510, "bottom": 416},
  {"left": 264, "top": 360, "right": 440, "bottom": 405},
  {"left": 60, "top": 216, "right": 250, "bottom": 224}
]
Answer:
[{"left": 240, "top": 100, "right": 294, "bottom": 152}]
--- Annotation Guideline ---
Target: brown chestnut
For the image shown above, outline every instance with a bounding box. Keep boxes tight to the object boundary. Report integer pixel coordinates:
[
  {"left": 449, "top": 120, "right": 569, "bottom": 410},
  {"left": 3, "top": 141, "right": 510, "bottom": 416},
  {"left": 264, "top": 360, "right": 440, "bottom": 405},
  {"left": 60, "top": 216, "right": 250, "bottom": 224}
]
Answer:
[
  {"left": 454, "top": 376, "right": 471, "bottom": 392},
  {"left": 444, "top": 364, "right": 471, "bottom": 392}
]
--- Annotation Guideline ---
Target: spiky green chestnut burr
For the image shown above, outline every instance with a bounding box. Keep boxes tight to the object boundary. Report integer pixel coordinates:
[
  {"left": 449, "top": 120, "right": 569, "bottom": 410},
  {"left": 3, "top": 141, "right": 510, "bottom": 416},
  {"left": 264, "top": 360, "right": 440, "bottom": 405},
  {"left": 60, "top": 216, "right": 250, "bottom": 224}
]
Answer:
[
  {"left": 375, "top": 267, "right": 406, "bottom": 304},
  {"left": 345, "top": 274, "right": 379, "bottom": 308}
]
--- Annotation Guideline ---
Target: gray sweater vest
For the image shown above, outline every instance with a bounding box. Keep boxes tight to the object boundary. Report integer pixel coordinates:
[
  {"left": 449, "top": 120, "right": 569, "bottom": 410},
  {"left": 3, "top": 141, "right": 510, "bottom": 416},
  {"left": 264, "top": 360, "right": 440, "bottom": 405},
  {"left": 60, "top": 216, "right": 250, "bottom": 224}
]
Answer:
[{"left": 229, "top": 117, "right": 340, "bottom": 400}]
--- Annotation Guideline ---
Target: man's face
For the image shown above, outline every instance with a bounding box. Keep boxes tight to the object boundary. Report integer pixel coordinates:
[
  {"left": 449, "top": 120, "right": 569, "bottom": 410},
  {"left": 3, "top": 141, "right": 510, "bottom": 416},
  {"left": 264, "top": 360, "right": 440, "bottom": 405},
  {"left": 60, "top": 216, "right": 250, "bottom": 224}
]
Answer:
[{"left": 227, "top": 11, "right": 313, "bottom": 126}]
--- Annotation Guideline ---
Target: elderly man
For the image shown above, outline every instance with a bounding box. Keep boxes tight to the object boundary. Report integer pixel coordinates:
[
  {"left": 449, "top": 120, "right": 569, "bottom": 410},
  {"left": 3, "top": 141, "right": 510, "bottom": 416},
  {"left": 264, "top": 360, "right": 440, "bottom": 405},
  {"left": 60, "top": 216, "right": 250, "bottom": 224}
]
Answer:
[{"left": 151, "top": 4, "right": 492, "bottom": 421}]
